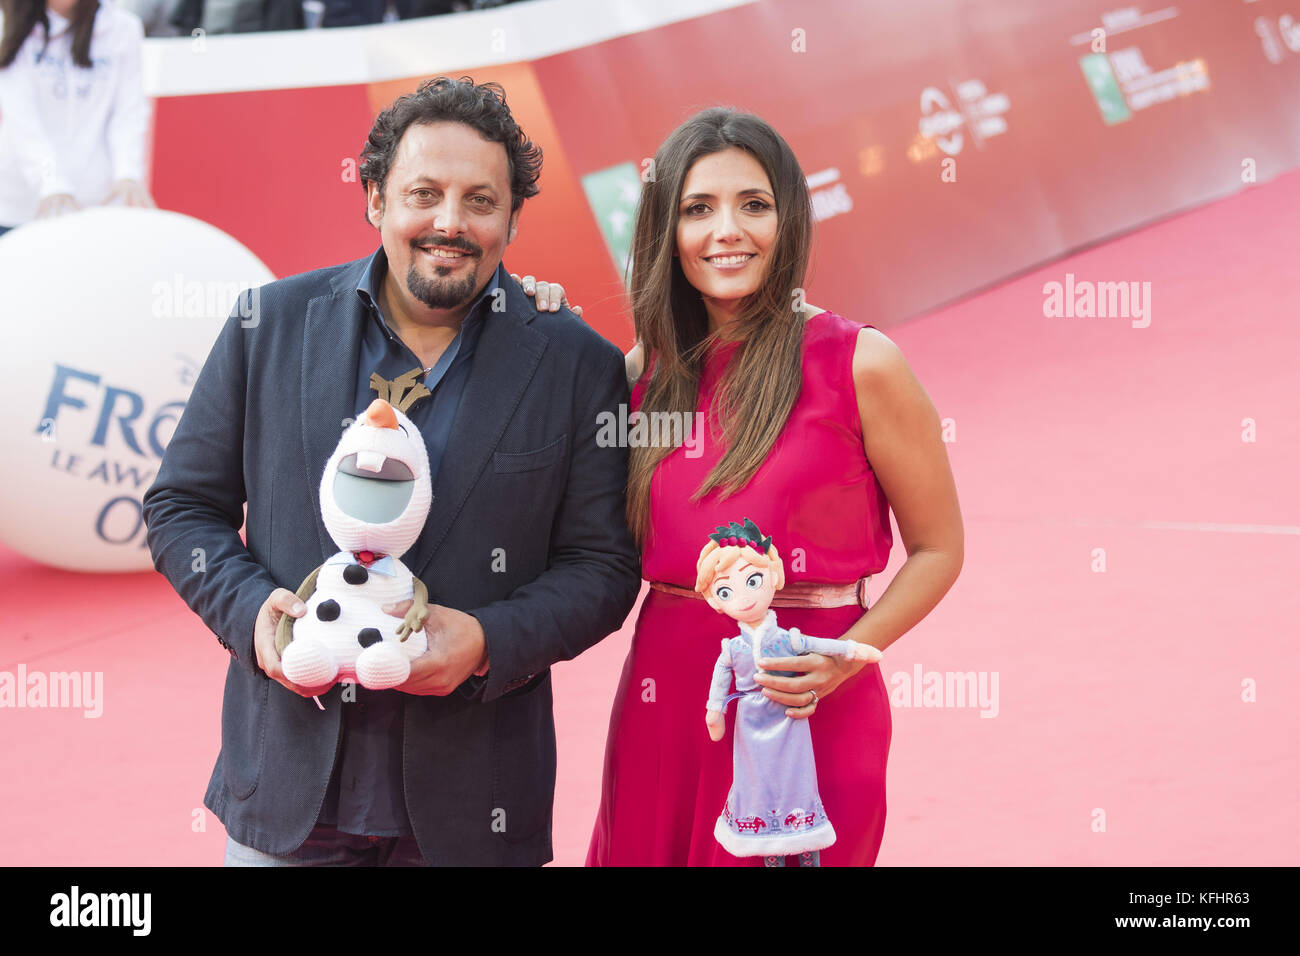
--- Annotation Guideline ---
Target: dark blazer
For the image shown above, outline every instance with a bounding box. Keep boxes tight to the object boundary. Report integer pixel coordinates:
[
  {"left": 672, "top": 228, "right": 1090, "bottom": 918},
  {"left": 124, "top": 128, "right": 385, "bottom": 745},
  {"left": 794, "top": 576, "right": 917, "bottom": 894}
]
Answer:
[{"left": 143, "top": 253, "right": 641, "bottom": 866}]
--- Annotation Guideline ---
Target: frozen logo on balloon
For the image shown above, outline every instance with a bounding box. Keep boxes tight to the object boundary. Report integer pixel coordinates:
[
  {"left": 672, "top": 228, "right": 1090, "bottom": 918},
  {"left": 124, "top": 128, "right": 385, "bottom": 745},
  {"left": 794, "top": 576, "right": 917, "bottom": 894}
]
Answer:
[
  {"left": 0, "top": 206, "right": 275, "bottom": 572},
  {"left": 34, "top": 361, "right": 194, "bottom": 548}
]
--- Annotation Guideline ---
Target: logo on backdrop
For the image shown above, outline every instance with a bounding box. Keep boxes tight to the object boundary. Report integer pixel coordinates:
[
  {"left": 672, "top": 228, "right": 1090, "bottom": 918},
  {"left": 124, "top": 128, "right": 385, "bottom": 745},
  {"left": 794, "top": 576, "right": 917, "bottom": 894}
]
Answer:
[
  {"left": 1070, "top": 7, "right": 1210, "bottom": 125},
  {"left": 917, "top": 78, "right": 1011, "bottom": 158},
  {"left": 581, "top": 162, "right": 642, "bottom": 280},
  {"left": 1254, "top": 13, "right": 1300, "bottom": 65},
  {"left": 806, "top": 168, "right": 854, "bottom": 223}
]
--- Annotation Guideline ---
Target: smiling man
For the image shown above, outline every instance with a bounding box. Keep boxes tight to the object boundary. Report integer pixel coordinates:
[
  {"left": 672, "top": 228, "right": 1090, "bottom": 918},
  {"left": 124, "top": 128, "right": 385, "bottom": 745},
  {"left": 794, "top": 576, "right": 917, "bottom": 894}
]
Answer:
[{"left": 143, "top": 77, "right": 641, "bottom": 866}]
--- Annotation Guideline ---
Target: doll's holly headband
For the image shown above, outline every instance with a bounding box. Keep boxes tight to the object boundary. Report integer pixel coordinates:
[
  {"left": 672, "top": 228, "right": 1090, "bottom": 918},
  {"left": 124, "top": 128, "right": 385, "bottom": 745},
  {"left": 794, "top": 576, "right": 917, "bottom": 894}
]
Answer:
[
  {"left": 697, "top": 518, "right": 785, "bottom": 597},
  {"left": 708, "top": 518, "right": 773, "bottom": 554}
]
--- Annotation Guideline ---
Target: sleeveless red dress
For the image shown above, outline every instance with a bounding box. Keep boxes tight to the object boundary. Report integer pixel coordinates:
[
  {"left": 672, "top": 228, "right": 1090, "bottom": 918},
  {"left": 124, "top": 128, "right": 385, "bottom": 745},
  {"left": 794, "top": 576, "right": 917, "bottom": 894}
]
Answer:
[{"left": 586, "top": 310, "right": 894, "bottom": 866}]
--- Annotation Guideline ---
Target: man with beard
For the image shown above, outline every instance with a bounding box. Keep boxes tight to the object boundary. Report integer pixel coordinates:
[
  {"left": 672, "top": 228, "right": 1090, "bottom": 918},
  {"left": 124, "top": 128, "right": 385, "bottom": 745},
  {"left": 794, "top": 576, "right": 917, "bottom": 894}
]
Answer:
[{"left": 143, "top": 77, "right": 640, "bottom": 866}]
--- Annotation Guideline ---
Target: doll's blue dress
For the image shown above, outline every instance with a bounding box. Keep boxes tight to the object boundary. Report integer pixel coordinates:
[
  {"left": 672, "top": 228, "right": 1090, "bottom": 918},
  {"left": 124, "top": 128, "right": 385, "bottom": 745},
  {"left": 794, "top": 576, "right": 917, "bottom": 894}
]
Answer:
[{"left": 706, "top": 609, "right": 859, "bottom": 856}]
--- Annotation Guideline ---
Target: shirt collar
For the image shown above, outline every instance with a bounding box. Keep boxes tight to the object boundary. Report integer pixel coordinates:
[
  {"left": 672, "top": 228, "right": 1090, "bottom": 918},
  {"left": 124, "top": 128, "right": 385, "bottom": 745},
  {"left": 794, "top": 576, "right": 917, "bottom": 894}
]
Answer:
[
  {"left": 45, "top": 8, "right": 70, "bottom": 35},
  {"left": 356, "top": 245, "right": 504, "bottom": 343},
  {"left": 46, "top": 3, "right": 105, "bottom": 38},
  {"left": 738, "top": 609, "right": 778, "bottom": 642}
]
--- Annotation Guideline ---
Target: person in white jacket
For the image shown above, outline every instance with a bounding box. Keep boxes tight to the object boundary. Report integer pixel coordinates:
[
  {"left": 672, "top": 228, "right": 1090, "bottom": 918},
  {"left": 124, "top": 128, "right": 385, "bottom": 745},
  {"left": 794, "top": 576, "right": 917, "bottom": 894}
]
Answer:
[{"left": 0, "top": 0, "right": 154, "bottom": 233}]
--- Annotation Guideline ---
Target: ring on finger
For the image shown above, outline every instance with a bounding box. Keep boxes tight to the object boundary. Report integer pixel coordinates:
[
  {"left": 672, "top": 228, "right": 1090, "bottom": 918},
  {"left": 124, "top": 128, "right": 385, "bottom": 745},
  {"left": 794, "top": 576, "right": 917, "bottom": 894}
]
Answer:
[{"left": 807, "top": 689, "right": 819, "bottom": 707}]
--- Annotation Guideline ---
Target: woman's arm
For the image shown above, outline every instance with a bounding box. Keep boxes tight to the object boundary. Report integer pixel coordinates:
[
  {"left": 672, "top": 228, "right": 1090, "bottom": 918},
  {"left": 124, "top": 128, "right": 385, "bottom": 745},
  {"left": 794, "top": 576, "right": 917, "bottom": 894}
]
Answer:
[
  {"left": 756, "top": 327, "right": 964, "bottom": 716},
  {"left": 844, "top": 327, "right": 964, "bottom": 647},
  {"left": 625, "top": 341, "right": 644, "bottom": 391},
  {"left": 104, "top": 12, "right": 153, "bottom": 207}
]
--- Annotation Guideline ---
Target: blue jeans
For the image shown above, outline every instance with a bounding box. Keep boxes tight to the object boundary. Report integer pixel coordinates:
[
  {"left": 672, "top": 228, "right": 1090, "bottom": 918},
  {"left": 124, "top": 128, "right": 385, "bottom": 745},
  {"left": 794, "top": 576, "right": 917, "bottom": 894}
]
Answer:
[{"left": 224, "top": 824, "right": 428, "bottom": 866}]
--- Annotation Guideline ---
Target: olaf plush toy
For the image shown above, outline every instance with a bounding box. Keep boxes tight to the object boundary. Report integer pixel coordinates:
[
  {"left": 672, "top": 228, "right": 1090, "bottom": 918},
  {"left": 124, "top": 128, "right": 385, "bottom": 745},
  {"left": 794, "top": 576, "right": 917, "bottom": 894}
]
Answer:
[{"left": 276, "top": 396, "right": 432, "bottom": 691}]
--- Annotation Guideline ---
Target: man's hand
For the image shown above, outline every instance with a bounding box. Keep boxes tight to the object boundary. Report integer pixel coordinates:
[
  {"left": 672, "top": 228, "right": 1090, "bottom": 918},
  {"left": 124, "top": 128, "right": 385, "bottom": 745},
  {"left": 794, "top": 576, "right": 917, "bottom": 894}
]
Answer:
[
  {"left": 253, "top": 588, "right": 336, "bottom": 698},
  {"left": 385, "top": 601, "right": 488, "bottom": 696}
]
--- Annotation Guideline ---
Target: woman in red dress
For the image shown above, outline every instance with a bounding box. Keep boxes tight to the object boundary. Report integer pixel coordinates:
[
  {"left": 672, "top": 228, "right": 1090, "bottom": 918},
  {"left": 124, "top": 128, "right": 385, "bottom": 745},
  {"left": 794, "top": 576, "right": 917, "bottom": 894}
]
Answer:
[{"left": 586, "top": 108, "right": 964, "bottom": 866}]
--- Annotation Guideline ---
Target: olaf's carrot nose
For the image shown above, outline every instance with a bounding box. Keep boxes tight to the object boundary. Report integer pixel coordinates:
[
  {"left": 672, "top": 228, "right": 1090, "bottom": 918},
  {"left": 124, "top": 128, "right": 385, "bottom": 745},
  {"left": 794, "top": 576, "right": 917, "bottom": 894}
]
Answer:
[{"left": 364, "top": 399, "right": 399, "bottom": 430}]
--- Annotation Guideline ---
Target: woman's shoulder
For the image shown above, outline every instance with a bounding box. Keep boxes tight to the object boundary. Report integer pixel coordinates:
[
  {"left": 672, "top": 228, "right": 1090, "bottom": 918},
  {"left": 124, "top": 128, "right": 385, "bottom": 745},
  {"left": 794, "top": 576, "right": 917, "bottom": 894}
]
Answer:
[
  {"left": 802, "top": 307, "right": 872, "bottom": 355},
  {"left": 798, "top": 311, "right": 909, "bottom": 424},
  {"left": 800, "top": 307, "right": 876, "bottom": 373},
  {"left": 803, "top": 309, "right": 900, "bottom": 368},
  {"left": 803, "top": 306, "right": 883, "bottom": 340}
]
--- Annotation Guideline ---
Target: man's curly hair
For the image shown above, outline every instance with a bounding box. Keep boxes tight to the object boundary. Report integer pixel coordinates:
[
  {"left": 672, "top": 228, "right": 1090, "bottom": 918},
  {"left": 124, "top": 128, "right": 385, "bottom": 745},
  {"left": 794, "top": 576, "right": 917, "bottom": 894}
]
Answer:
[{"left": 359, "top": 76, "right": 542, "bottom": 220}]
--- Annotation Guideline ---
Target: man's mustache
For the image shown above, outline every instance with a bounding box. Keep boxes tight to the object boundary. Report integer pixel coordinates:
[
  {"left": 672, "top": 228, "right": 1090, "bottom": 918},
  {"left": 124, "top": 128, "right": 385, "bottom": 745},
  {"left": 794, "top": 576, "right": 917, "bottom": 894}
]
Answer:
[{"left": 412, "top": 236, "right": 481, "bottom": 256}]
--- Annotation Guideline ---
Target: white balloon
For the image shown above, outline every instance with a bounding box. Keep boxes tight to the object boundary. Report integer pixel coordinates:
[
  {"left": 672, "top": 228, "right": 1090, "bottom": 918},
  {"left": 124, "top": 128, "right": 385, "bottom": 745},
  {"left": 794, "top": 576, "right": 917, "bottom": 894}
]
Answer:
[{"left": 0, "top": 207, "right": 275, "bottom": 572}]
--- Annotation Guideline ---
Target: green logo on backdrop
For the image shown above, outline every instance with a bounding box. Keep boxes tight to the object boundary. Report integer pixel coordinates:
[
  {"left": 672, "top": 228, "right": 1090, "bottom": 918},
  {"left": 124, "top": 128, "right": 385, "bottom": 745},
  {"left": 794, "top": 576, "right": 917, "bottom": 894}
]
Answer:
[
  {"left": 1080, "top": 53, "right": 1131, "bottom": 125},
  {"left": 581, "top": 162, "right": 642, "bottom": 285}
]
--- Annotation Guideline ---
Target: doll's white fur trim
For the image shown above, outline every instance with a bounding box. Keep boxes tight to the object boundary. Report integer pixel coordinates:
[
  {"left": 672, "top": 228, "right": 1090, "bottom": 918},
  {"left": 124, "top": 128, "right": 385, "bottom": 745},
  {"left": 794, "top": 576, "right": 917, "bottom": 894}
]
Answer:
[
  {"left": 737, "top": 609, "right": 778, "bottom": 642},
  {"left": 713, "top": 816, "right": 837, "bottom": 857}
]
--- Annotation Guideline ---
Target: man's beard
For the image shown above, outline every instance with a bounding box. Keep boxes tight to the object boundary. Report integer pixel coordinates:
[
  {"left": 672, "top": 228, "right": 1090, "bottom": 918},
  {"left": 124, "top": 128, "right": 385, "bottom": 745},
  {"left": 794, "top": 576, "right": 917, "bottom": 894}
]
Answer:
[{"left": 407, "top": 260, "right": 479, "bottom": 310}]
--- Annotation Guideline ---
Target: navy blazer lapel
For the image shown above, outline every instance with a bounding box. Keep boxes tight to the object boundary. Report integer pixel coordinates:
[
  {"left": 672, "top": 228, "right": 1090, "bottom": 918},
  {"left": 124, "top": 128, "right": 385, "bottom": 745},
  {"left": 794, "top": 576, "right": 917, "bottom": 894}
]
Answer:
[
  {"left": 411, "top": 279, "right": 548, "bottom": 581},
  {"left": 301, "top": 261, "right": 370, "bottom": 560}
]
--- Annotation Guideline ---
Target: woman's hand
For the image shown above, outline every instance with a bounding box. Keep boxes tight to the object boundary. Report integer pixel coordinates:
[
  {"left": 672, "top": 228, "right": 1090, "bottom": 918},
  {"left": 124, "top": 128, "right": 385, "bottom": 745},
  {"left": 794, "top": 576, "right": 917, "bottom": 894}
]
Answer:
[
  {"left": 510, "top": 273, "right": 583, "bottom": 317},
  {"left": 105, "top": 179, "right": 156, "bottom": 208},
  {"left": 35, "top": 193, "right": 79, "bottom": 218},
  {"left": 753, "top": 643, "right": 881, "bottom": 719}
]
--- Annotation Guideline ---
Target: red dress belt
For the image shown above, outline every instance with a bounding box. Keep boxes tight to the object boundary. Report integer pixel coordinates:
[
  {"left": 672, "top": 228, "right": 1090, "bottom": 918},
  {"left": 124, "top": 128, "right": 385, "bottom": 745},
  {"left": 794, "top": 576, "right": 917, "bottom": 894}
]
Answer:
[{"left": 648, "top": 575, "right": 872, "bottom": 609}]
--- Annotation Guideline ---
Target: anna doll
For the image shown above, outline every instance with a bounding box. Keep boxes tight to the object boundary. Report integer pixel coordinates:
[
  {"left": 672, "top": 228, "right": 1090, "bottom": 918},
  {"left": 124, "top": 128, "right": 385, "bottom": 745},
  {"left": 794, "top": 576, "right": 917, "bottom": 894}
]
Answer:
[{"left": 699, "top": 519, "right": 882, "bottom": 867}]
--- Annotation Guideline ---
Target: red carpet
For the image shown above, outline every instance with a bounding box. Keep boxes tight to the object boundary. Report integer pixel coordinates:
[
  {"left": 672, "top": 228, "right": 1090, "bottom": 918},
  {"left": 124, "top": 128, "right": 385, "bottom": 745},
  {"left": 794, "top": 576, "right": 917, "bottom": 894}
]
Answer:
[{"left": 2, "top": 171, "right": 1296, "bottom": 865}]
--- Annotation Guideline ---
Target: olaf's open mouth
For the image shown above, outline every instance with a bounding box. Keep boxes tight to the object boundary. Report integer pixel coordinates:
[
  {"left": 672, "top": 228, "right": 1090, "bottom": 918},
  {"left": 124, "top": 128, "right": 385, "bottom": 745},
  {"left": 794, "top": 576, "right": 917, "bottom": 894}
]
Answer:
[{"left": 333, "top": 452, "right": 414, "bottom": 523}]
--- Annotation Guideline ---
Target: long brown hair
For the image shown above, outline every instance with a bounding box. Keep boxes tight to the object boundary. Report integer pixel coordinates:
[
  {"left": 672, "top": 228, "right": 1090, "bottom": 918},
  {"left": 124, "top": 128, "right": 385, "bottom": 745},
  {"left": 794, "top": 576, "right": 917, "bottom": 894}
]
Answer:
[
  {"left": 1, "top": 0, "right": 100, "bottom": 70},
  {"left": 626, "top": 108, "right": 813, "bottom": 547}
]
